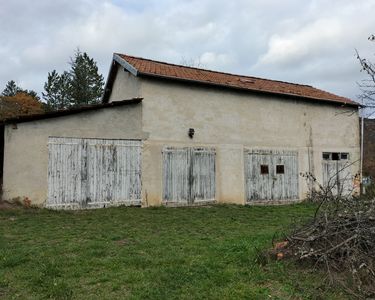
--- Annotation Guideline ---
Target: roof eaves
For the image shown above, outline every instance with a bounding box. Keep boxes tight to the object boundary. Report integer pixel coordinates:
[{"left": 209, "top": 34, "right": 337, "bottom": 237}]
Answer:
[
  {"left": 3, "top": 98, "right": 143, "bottom": 124},
  {"left": 137, "top": 71, "right": 359, "bottom": 108},
  {"left": 102, "top": 59, "right": 118, "bottom": 103},
  {"left": 102, "top": 54, "right": 139, "bottom": 103},
  {"left": 113, "top": 53, "right": 138, "bottom": 76}
]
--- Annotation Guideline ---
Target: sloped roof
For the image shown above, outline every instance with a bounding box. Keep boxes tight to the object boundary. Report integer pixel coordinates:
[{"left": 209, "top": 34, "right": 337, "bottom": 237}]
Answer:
[
  {"left": 2, "top": 98, "right": 142, "bottom": 124},
  {"left": 105, "top": 53, "right": 358, "bottom": 107}
]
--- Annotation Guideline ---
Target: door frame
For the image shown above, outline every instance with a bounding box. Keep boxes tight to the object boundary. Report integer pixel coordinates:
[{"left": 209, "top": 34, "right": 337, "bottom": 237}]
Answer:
[
  {"left": 47, "top": 137, "right": 142, "bottom": 209},
  {"left": 162, "top": 146, "right": 216, "bottom": 206},
  {"left": 244, "top": 149, "right": 299, "bottom": 203}
]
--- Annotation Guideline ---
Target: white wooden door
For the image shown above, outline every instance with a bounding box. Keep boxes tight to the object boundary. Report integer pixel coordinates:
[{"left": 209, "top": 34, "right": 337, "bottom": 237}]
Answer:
[
  {"left": 47, "top": 137, "right": 141, "bottom": 209},
  {"left": 244, "top": 150, "right": 299, "bottom": 202},
  {"left": 191, "top": 148, "right": 216, "bottom": 203},
  {"left": 162, "top": 147, "right": 216, "bottom": 205},
  {"left": 322, "top": 159, "right": 352, "bottom": 196}
]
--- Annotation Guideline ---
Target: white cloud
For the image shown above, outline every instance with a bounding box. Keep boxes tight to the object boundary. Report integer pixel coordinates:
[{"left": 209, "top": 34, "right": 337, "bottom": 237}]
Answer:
[
  {"left": 199, "top": 52, "right": 235, "bottom": 70},
  {"left": 257, "top": 18, "right": 342, "bottom": 67},
  {"left": 250, "top": 1, "right": 375, "bottom": 99},
  {"left": 0, "top": 0, "right": 375, "bottom": 102}
]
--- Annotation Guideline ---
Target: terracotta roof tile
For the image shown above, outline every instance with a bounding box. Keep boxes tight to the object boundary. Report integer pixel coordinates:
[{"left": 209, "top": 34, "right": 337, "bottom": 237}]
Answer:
[{"left": 117, "top": 54, "right": 358, "bottom": 106}]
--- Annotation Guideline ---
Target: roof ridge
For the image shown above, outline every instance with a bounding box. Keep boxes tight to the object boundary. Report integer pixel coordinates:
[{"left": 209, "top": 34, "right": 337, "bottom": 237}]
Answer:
[{"left": 117, "top": 53, "right": 315, "bottom": 89}]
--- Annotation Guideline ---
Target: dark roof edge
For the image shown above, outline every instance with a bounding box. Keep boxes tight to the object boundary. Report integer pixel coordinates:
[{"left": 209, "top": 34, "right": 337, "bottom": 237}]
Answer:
[
  {"left": 138, "top": 72, "right": 360, "bottom": 108},
  {"left": 102, "top": 56, "right": 118, "bottom": 103},
  {"left": 102, "top": 54, "right": 139, "bottom": 103},
  {"left": 2, "top": 98, "right": 143, "bottom": 124},
  {"left": 113, "top": 53, "right": 138, "bottom": 75}
]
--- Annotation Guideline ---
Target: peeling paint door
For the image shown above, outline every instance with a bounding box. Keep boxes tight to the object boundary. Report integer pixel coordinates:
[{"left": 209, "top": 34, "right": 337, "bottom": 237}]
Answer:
[
  {"left": 244, "top": 150, "right": 299, "bottom": 202},
  {"left": 322, "top": 154, "right": 352, "bottom": 196},
  {"left": 191, "top": 148, "right": 216, "bottom": 203},
  {"left": 162, "top": 147, "right": 215, "bottom": 205},
  {"left": 47, "top": 137, "right": 141, "bottom": 209}
]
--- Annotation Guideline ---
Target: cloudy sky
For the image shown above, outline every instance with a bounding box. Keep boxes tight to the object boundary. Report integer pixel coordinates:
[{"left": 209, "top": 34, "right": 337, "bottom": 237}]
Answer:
[{"left": 1, "top": 0, "right": 375, "bottom": 103}]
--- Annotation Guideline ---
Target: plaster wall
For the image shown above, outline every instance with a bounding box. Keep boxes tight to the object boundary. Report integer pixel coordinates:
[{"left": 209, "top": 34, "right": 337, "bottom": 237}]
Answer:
[
  {"left": 137, "top": 78, "right": 360, "bottom": 206},
  {"left": 5, "top": 70, "right": 359, "bottom": 208},
  {"left": 3, "top": 104, "right": 144, "bottom": 206},
  {"left": 109, "top": 68, "right": 141, "bottom": 102}
]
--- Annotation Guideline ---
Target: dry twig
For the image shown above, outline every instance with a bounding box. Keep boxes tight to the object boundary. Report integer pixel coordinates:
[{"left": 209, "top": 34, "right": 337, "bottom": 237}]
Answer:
[{"left": 280, "top": 172, "right": 375, "bottom": 298}]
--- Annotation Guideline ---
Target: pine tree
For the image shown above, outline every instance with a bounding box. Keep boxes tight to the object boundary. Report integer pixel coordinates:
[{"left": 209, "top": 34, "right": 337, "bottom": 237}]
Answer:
[
  {"left": 2, "top": 80, "right": 21, "bottom": 96},
  {"left": 43, "top": 49, "right": 104, "bottom": 110},
  {"left": 68, "top": 50, "right": 104, "bottom": 106},
  {"left": 1, "top": 80, "right": 39, "bottom": 100},
  {"left": 43, "top": 70, "right": 71, "bottom": 110}
]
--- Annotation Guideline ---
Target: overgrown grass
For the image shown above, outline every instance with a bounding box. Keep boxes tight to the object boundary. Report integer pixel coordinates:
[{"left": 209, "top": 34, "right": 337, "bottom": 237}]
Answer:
[{"left": 0, "top": 203, "right": 348, "bottom": 299}]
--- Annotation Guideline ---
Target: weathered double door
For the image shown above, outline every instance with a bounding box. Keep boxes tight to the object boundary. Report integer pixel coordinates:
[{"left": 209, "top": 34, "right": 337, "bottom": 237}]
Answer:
[
  {"left": 47, "top": 137, "right": 142, "bottom": 209},
  {"left": 245, "top": 150, "right": 299, "bottom": 202},
  {"left": 322, "top": 154, "right": 352, "bottom": 196},
  {"left": 162, "top": 147, "right": 216, "bottom": 205}
]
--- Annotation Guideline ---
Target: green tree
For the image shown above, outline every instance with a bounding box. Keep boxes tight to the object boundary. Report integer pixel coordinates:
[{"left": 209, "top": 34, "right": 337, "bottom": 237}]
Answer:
[
  {"left": 2, "top": 80, "right": 40, "bottom": 100},
  {"left": 68, "top": 50, "right": 104, "bottom": 106},
  {"left": 43, "top": 49, "right": 104, "bottom": 110},
  {"left": 2, "top": 80, "right": 21, "bottom": 96},
  {"left": 42, "top": 70, "right": 70, "bottom": 110}
]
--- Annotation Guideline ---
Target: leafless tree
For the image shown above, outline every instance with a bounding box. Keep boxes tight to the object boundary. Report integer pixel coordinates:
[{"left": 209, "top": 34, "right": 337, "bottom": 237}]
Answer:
[
  {"left": 180, "top": 56, "right": 206, "bottom": 69},
  {"left": 274, "top": 166, "right": 375, "bottom": 298},
  {"left": 356, "top": 35, "right": 375, "bottom": 117}
]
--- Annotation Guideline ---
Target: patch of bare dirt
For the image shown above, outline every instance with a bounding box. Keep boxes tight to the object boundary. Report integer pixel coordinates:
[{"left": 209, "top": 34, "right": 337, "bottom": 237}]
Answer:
[
  {"left": 115, "top": 239, "right": 133, "bottom": 246},
  {"left": 0, "top": 200, "right": 20, "bottom": 210}
]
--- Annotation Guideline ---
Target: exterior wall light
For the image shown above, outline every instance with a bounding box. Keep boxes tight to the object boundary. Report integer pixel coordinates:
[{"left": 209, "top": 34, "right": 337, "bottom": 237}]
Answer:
[{"left": 188, "top": 128, "right": 195, "bottom": 139}]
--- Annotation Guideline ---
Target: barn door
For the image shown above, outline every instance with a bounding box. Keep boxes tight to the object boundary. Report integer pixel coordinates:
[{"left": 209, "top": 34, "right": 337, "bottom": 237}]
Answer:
[
  {"left": 191, "top": 148, "right": 216, "bottom": 203},
  {"left": 244, "top": 150, "right": 298, "bottom": 202},
  {"left": 47, "top": 137, "right": 141, "bottom": 209},
  {"left": 162, "top": 147, "right": 215, "bottom": 205},
  {"left": 322, "top": 152, "right": 351, "bottom": 196},
  {"left": 162, "top": 148, "right": 190, "bottom": 204},
  {"left": 244, "top": 151, "right": 273, "bottom": 200},
  {"left": 85, "top": 139, "right": 142, "bottom": 207},
  {"left": 47, "top": 138, "right": 86, "bottom": 208}
]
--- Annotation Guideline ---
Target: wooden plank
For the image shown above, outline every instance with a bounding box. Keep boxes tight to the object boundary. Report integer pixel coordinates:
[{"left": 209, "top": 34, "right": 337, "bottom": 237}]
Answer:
[
  {"left": 162, "top": 147, "right": 216, "bottom": 204},
  {"left": 162, "top": 147, "right": 189, "bottom": 204},
  {"left": 245, "top": 149, "right": 298, "bottom": 202},
  {"left": 337, "top": 160, "right": 352, "bottom": 196},
  {"left": 47, "top": 137, "right": 83, "bottom": 208},
  {"left": 322, "top": 159, "right": 352, "bottom": 196},
  {"left": 47, "top": 137, "right": 141, "bottom": 209},
  {"left": 191, "top": 148, "right": 216, "bottom": 202}
]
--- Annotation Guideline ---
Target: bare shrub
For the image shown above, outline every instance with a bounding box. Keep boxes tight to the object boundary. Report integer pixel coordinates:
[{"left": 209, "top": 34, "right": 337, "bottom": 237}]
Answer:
[{"left": 279, "top": 170, "right": 375, "bottom": 298}]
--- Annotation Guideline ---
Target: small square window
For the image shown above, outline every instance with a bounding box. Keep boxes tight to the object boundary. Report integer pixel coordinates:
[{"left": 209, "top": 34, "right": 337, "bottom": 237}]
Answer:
[
  {"left": 340, "top": 153, "right": 349, "bottom": 160},
  {"left": 322, "top": 153, "right": 330, "bottom": 160},
  {"left": 260, "top": 165, "right": 269, "bottom": 175},
  {"left": 332, "top": 153, "right": 340, "bottom": 160},
  {"left": 276, "top": 165, "right": 285, "bottom": 174}
]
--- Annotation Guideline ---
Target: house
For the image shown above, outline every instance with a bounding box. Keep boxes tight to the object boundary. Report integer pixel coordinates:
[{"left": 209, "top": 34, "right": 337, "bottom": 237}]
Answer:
[{"left": 0, "top": 54, "right": 360, "bottom": 208}]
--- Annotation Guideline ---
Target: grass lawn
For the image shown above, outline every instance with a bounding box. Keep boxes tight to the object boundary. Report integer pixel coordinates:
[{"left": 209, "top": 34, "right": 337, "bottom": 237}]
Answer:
[{"left": 0, "top": 204, "right": 348, "bottom": 299}]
